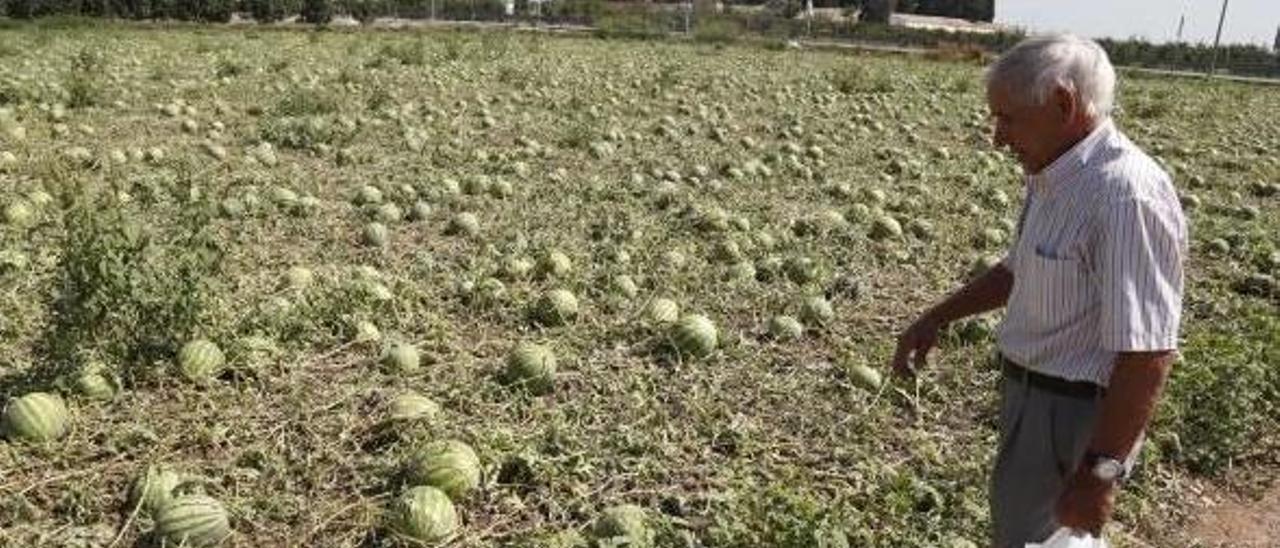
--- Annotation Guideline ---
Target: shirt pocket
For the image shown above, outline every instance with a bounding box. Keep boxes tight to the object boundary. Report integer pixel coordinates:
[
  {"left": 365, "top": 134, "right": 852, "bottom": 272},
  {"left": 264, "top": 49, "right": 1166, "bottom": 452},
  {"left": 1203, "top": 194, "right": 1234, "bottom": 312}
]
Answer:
[{"left": 1021, "top": 252, "right": 1093, "bottom": 328}]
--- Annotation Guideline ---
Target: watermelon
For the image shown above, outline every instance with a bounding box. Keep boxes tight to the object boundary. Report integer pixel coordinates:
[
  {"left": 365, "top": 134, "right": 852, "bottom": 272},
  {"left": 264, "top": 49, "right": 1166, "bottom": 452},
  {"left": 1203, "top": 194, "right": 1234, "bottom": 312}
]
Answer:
[
  {"left": 611, "top": 275, "right": 639, "bottom": 299},
  {"left": 388, "top": 486, "right": 458, "bottom": 543},
  {"left": 128, "top": 464, "right": 183, "bottom": 516},
  {"left": 661, "top": 250, "right": 687, "bottom": 269},
  {"left": 726, "top": 261, "right": 756, "bottom": 282},
  {"left": 177, "top": 340, "right": 225, "bottom": 383},
  {"left": 870, "top": 215, "right": 903, "bottom": 240},
  {"left": 154, "top": 494, "right": 232, "bottom": 547},
  {"left": 503, "top": 342, "right": 557, "bottom": 394},
  {"left": 712, "top": 240, "right": 743, "bottom": 262},
  {"left": 644, "top": 298, "right": 680, "bottom": 325},
  {"left": 845, "top": 360, "right": 883, "bottom": 391},
  {"left": 2, "top": 392, "right": 69, "bottom": 442},
  {"left": 405, "top": 440, "right": 482, "bottom": 500},
  {"left": 219, "top": 198, "right": 245, "bottom": 219},
  {"left": 408, "top": 201, "right": 432, "bottom": 222},
  {"left": 270, "top": 186, "right": 298, "bottom": 208},
  {"left": 362, "top": 222, "right": 389, "bottom": 247},
  {"left": 783, "top": 256, "right": 817, "bottom": 284},
  {"left": 374, "top": 203, "right": 403, "bottom": 224},
  {"left": 502, "top": 256, "right": 535, "bottom": 280},
  {"left": 355, "top": 185, "right": 384, "bottom": 205},
  {"left": 671, "top": 314, "right": 718, "bottom": 359},
  {"left": 534, "top": 289, "right": 578, "bottom": 326},
  {"left": 800, "top": 296, "right": 834, "bottom": 326},
  {"left": 354, "top": 321, "right": 381, "bottom": 344},
  {"left": 537, "top": 250, "right": 573, "bottom": 279},
  {"left": 475, "top": 277, "right": 507, "bottom": 302},
  {"left": 387, "top": 393, "right": 440, "bottom": 422},
  {"left": 446, "top": 212, "right": 480, "bottom": 237},
  {"left": 74, "top": 363, "right": 119, "bottom": 401},
  {"left": 382, "top": 343, "right": 421, "bottom": 373},
  {"left": 285, "top": 266, "right": 313, "bottom": 290},
  {"left": 3, "top": 200, "right": 34, "bottom": 226},
  {"left": 768, "top": 315, "right": 804, "bottom": 341},
  {"left": 0, "top": 249, "right": 28, "bottom": 272},
  {"left": 591, "top": 504, "right": 654, "bottom": 547}
]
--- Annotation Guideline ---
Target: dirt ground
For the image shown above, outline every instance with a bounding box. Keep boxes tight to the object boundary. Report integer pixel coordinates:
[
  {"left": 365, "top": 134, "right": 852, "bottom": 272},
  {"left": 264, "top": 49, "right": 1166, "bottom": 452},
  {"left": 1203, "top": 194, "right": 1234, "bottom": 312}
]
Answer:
[{"left": 1187, "top": 481, "right": 1280, "bottom": 547}]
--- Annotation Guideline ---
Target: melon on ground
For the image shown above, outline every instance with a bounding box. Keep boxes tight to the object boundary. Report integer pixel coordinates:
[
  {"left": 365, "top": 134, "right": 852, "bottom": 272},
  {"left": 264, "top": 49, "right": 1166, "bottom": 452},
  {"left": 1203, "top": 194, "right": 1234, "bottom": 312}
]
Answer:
[
  {"left": 387, "top": 392, "right": 440, "bottom": 422},
  {"left": 2, "top": 392, "right": 70, "bottom": 442},
  {"left": 177, "top": 339, "right": 225, "bottom": 383},
  {"left": 382, "top": 343, "right": 421, "bottom": 373},
  {"left": 671, "top": 314, "right": 718, "bottom": 359},
  {"left": 154, "top": 494, "right": 232, "bottom": 547},
  {"left": 388, "top": 485, "right": 458, "bottom": 543},
  {"left": 591, "top": 504, "right": 654, "bottom": 547},
  {"left": 534, "top": 289, "right": 579, "bottom": 326},
  {"left": 128, "top": 464, "right": 183, "bottom": 516},
  {"left": 404, "top": 440, "right": 483, "bottom": 500},
  {"left": 503, "top": 342, "right": 557, "bottom": 394},
  {"left": 644, "top": 298, "right": 679, "bottom": 325}
]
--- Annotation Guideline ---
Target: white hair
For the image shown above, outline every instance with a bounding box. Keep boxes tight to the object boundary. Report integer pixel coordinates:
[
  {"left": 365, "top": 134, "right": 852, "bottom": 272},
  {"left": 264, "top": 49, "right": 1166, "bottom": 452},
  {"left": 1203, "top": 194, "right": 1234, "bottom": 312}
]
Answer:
[{"left": 985, "top": 33, "right": 1117, "bottom": 120}]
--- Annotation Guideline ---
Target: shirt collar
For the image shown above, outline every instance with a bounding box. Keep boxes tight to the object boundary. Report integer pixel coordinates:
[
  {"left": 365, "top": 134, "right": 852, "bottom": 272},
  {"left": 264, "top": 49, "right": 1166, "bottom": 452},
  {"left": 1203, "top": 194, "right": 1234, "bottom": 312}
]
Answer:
[{"left": 1026, "top": 118, "right": 1114, "bottom": 194}]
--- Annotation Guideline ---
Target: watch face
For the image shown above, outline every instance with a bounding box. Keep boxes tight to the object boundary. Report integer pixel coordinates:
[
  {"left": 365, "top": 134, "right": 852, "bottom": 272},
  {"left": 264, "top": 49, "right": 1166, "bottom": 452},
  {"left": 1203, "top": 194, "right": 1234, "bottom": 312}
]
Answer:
[{"left": 1093, "top": 459, "right": 1123, "bottom": 481}]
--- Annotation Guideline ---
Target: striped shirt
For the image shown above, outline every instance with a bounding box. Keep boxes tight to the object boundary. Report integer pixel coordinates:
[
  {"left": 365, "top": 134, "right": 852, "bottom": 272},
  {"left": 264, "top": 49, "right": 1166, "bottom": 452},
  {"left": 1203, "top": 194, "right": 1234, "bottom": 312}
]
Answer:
[{"left": 997, "top": 118, "right": 1188, "bottom": 387}]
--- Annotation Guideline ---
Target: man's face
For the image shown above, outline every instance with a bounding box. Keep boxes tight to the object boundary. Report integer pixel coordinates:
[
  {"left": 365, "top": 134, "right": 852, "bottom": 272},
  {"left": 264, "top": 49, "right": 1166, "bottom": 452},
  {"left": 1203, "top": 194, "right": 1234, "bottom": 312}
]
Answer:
[{"left": 987, "top": 83, "right": 1071, "bottom": 174}]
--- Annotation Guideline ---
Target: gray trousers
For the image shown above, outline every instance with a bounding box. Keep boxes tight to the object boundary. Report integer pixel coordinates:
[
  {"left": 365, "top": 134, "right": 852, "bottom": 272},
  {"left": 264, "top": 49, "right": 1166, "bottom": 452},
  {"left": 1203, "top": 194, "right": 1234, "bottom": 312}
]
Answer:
[{"left": 990, "top": 370, "right": 1106, "bottom": 548}]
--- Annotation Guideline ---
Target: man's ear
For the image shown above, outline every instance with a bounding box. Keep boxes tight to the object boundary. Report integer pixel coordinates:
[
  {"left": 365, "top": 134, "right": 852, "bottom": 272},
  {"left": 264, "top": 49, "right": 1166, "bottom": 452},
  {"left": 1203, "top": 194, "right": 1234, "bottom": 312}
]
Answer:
[{"left": 1051, "top": 85, "right": 1078, "bottom": 122}]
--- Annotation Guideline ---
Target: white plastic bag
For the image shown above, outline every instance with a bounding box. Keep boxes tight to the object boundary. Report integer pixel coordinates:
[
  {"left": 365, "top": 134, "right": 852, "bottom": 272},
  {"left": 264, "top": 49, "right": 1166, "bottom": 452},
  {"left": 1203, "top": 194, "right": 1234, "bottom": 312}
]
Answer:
[{"left": 1025, "top": 527, "right": 1109, "bottom": 548}]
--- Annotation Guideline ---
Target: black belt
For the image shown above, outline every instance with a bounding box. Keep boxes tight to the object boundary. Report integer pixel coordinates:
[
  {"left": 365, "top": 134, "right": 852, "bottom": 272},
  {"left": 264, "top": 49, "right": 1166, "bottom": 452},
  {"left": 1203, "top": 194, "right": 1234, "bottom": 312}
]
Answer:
[{"left": 1000, "top": 355, "right": 1105, "bottom": 400}]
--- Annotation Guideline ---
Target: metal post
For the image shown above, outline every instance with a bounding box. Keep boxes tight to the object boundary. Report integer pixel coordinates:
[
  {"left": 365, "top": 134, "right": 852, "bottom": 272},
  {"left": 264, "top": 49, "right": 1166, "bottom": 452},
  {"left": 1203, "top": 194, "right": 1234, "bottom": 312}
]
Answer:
[
  {"left": 805, "top": 0, "right": 812, "bottom": 38},
  {"left": 684, "top": 0, "right": 691, "bottom": 35},
  {"left": 1175, "top": 14, "right": 1185, "bottom": 42},
  {"left": 1207, "top": 0, "right": 1229, "bottom": 76}
]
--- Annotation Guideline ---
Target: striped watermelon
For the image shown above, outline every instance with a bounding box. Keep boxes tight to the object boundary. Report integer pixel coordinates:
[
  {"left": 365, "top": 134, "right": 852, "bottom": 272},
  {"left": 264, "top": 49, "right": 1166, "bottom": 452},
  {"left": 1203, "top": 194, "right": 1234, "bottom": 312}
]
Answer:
[
  {"left": 644, "top": 298, "right": 679, "bottom": 325},
  {"left": 534, "top": 289, "right": 578, "bottom": 326},
  {"left": 846, "top": 361, "right": 883, "bottom": 391},
  {"left": 382, "top": 343, "right": 420, "bottom": 373},
  {"left": 503, "top": 342, "right": 556, "bottom": 394},
  {"left": 671, "top": 314, "right": 718, "bottom": 359},
  {"left": 362, "top": 222, "right": 389, "bottom": 247},
  {"left": 536, "top": 249, "right": 573, "bottom": 279},
  {"left": 75, "top": 367, "right": 119, "bottom": 401},
  {"left": 128, "top": 464, "right": 183, "bottom": 516},
  {"left": 154, "top": 494, "right": 231, "bottom": 547},
  {"left": 177, "top": 339, "right": 225, "bottom": 383},
  {"left": 767, "top": 315, "right": 804, "bottom": 341},
  {"left": 387, "top": 393, "right": 440, "bottom": 422},
  {"left": 2, "top": 392, "right": 69, "bottom": 442},
  {"left": 445, "top": 212, "right": 480, "bottom": 237},
  {"left": 591, "top": 504, "right": 654, "bottom": 546},
  {"left": 389, "top": 486, "right": 458, "bottom": 543},
  {"left": 405, "top": 440, "right": 482, "bottom": 501},
  {"left": 800, "top": 296, "right": 834, "bottom": 327},
  {"left": 611, "top": 275, "right": 639, "bottom": 299}
]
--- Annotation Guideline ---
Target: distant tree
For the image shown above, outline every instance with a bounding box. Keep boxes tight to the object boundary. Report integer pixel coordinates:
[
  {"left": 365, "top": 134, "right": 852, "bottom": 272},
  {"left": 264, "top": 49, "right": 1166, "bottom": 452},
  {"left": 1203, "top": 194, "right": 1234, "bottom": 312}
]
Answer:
[
  {"left": 861, "top": 0, "right": 893, "bottom": 23},
  {"left": 302, "top": 0, "right": 333, "bottom": 23}
]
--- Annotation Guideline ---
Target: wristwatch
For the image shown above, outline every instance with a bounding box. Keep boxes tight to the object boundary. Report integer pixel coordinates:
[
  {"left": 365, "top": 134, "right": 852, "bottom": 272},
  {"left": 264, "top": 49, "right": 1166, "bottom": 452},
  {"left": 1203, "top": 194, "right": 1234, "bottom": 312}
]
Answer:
[{"left": 1085, "top": 452, "right": 1127, "bottom": 483}]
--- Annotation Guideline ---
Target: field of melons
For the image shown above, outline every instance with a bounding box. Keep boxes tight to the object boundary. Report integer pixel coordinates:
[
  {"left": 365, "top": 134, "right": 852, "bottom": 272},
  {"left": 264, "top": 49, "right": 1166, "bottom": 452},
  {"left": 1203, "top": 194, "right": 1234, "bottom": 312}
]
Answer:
[{"left": 0, "top": 22, "right": 1277, "bottom": 548}]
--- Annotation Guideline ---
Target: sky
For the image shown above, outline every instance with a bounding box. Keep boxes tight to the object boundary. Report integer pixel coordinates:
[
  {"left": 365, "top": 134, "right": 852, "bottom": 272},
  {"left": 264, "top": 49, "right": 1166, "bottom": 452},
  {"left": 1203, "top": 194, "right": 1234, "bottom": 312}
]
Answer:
[{"left": 995, "top": 0, "right": 1279, "bottom": 48}]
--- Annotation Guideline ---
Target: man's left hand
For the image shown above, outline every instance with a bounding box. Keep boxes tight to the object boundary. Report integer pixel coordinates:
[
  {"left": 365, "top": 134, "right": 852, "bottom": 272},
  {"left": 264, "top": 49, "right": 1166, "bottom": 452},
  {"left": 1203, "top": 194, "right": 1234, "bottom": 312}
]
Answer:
[{"left": 1055, "top": 466, "right": 1116, "bottom": 534}]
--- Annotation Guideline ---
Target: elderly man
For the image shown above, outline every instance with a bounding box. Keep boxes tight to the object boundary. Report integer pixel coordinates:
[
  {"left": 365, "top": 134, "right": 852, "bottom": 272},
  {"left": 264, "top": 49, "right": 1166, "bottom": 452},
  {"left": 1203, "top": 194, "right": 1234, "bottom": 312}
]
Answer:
[{"left": 891, "top": 34, "right": 1187, "bottom": 547}]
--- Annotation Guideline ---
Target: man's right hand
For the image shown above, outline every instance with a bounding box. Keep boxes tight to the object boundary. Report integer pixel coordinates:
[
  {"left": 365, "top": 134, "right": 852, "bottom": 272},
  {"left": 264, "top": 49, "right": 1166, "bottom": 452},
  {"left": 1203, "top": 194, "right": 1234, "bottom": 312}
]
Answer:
[{"left": 891, "top": 313, "right": 943, "bottom": 376}]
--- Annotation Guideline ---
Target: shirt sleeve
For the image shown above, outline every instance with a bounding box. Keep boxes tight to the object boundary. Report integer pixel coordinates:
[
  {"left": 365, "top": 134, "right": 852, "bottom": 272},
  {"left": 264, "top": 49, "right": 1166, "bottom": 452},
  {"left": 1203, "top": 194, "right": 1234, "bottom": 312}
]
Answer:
[{"left": 1095, "top": 197, "right": 1186, "bottom": 351}]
